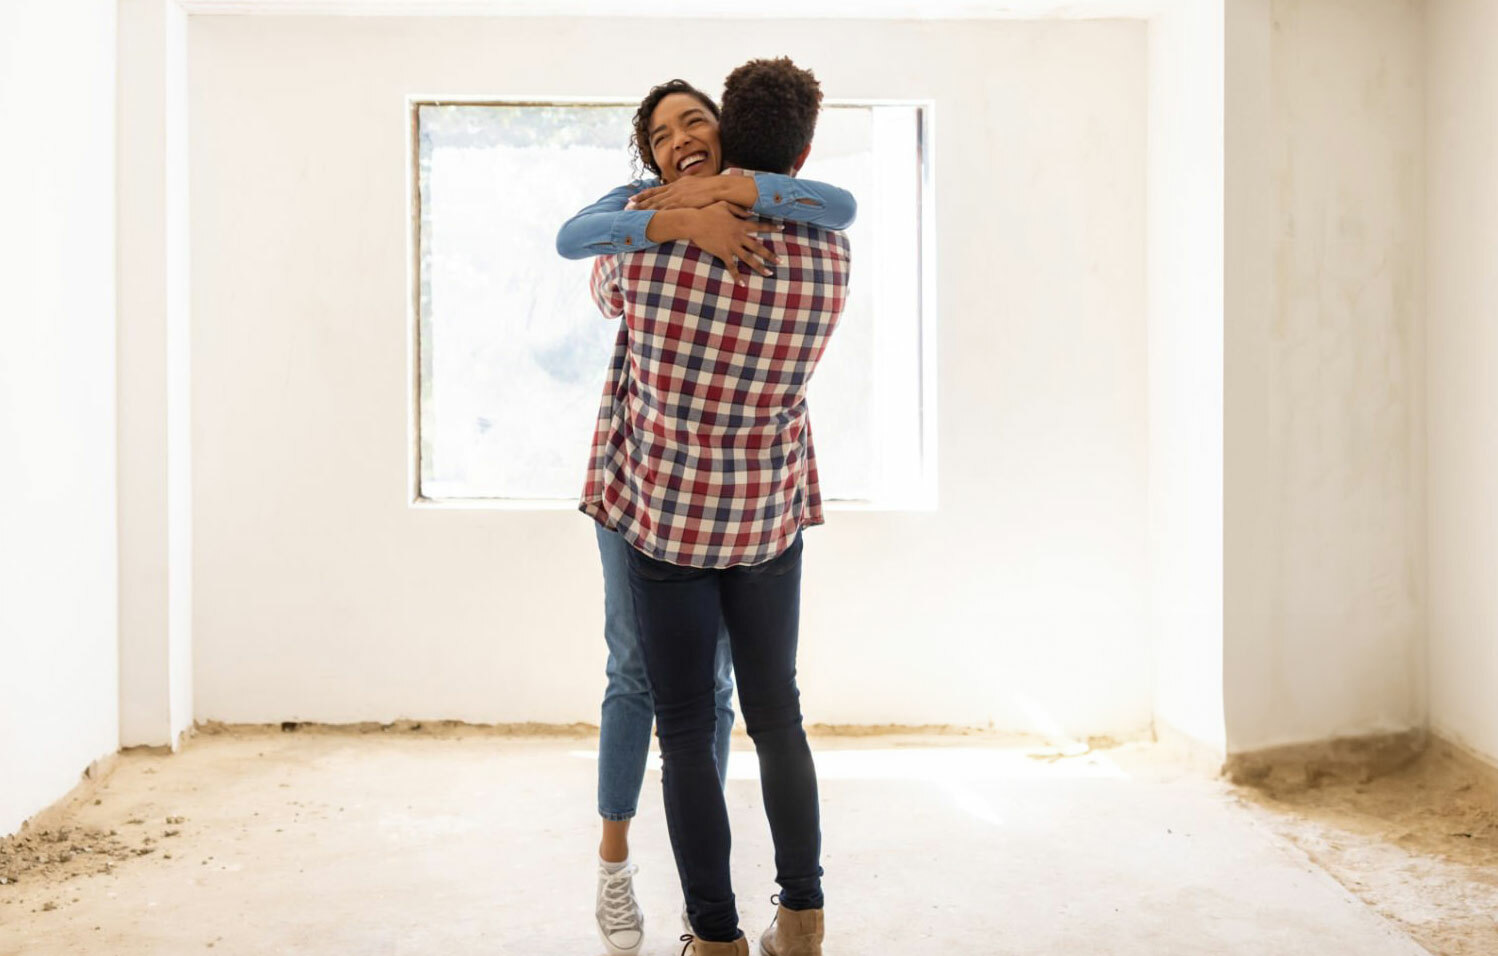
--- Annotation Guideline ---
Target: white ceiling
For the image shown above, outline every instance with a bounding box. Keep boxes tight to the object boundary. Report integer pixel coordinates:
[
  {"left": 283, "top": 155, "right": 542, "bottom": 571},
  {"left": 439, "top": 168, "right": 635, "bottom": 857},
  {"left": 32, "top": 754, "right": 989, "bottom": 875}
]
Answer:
[{"left": 178, "top": 0, "right": 1174, "bottom": 19}]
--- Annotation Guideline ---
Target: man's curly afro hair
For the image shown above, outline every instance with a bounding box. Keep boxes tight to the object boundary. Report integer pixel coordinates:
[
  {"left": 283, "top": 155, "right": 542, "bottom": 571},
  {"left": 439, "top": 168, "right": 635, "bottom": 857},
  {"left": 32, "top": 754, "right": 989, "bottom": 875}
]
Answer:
[{"left": 719, "top": 57, "right": 823, "bottom": 174}]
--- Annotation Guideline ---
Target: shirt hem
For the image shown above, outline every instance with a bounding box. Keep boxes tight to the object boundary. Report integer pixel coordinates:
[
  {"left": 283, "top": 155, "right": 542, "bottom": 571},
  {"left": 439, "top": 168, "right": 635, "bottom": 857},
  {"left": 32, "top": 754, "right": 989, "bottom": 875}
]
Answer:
[{"left": 579, "top": 498, "right": 821, "bottom": 570}]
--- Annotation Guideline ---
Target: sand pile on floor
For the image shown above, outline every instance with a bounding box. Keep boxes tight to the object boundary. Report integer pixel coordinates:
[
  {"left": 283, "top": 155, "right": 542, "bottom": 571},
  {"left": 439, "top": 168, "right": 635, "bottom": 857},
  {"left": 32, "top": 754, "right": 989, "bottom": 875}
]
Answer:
[
  {"left": 1238, "top": 742, "right": 1498, "bottom": 956},
  {"left": 0, "top": 824, "right": 134, "bottom": 888}
]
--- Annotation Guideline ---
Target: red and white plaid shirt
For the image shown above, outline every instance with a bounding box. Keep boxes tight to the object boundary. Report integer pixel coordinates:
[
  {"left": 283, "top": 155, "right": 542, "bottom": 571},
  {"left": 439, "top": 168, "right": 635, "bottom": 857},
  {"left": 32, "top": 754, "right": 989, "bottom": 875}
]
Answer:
[{"left": 579, "top": 211, "right": 851, "bottom": 568}]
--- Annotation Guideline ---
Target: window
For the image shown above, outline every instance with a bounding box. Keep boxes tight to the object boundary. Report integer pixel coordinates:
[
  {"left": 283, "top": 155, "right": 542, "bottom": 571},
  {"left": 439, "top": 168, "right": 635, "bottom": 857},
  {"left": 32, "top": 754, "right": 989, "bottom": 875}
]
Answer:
[{"left": 412, "top": 99, "right": 934, "bottom": 507}]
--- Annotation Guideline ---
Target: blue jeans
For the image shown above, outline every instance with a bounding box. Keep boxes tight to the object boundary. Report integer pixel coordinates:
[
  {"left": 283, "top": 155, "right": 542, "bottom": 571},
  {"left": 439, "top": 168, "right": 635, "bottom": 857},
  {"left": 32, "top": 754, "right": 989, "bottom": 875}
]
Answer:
[
  {"left": 625, "top": 533, "right": 823, "bottom": 944},
  {"left": 596, "top": 524, "right": 735, "bottom": 821}
]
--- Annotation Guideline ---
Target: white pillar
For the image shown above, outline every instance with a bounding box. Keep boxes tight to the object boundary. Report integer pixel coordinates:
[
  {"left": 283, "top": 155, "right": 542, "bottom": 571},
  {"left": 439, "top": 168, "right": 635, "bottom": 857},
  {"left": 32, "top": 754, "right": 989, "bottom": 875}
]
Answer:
[
  {"left": 1146, "top": 0, "right": 1229, "bottom": 761},
  {"left": 118, "top": 0, "right": 194, "bottom": 748}
]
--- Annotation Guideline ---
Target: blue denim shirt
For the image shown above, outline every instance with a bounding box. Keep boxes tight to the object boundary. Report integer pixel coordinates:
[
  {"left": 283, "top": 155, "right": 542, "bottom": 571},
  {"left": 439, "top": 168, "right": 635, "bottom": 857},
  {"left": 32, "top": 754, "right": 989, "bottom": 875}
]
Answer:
[{"left": 555, "top": 170, "right": 856, "bottom": 260}]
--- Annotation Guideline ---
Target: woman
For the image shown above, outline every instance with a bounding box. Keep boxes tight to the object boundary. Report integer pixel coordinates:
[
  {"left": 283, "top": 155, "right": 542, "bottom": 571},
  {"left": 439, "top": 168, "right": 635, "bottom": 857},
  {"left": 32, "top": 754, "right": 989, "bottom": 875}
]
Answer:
[{"left": 556, "top": 78, "right": 854, "bottom": 956}]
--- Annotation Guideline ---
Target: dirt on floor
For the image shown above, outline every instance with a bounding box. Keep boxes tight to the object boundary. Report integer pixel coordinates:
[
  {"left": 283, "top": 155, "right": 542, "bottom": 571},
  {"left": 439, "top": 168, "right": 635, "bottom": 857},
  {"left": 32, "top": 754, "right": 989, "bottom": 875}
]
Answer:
[
  {"left": 1235, "top": 739, "right": 1498, "bottom": 956},
  {"left": 5, "top": 725, "right": 1497, "bottom": 954},
  {"left": 0, "top": 823, "right": 134, "bottom": 893},
  {"left": 0, "top": 810, "right": 193, "bottom": 910},
  {"left": 0, "top": 722, "right": 593, "bottom": 918},
  {"left": 0, "top": 723, "right": 1090, "bottom": 917}
]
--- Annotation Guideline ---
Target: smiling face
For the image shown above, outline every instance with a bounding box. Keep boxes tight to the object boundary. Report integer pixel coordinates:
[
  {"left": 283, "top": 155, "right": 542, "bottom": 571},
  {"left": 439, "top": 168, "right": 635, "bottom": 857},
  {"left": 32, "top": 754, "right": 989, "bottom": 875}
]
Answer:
[{"left": 648, "top": 93, "right": 722, "bottom": 183}]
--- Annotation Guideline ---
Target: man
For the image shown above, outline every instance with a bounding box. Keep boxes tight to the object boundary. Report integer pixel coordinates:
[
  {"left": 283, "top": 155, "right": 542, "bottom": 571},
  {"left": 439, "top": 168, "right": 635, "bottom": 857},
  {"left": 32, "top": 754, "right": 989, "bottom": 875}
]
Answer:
[
  {"left": 582, "top": 57, "right": 850, "bottom": 956},
  {"left": 559, "top": 77, "right": 855, "bottom": 956}
]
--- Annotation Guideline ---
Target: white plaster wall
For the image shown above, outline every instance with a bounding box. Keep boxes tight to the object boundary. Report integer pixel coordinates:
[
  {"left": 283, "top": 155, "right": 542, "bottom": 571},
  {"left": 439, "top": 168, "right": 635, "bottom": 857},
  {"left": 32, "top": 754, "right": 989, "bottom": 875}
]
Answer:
[
  {"left": 0, "top": 0, "right": 120, "bottom": 836},
  {"left": 186, "top": 17, "right": 1151, "bottom": 735},
  {"left": 1224, "top": 0, "right": 1425, "bottom": 753},
  {"left": 1427, "top": 0, "right": 1498, "bottom": 767},
  {"left": 1147, "top": 0, "right": 1228, "bottom": 755}
]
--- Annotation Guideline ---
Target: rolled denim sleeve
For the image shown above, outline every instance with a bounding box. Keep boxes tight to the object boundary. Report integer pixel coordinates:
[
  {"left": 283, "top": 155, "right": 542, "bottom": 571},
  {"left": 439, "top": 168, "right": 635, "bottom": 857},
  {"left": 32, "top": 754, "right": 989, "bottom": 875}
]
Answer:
[
  {"left": 749, "top": 172, "right": 858, "bottom": 229},
  {"left": 555, "top": 180, "right": 663, "bottom": 259}
]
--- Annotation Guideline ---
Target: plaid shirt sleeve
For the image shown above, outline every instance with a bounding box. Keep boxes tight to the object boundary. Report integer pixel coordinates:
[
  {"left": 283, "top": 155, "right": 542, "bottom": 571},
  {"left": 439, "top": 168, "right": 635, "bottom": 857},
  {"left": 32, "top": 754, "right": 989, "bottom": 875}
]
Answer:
[{"left": 589, "top": 254, "right": 624, "bottom": 319}]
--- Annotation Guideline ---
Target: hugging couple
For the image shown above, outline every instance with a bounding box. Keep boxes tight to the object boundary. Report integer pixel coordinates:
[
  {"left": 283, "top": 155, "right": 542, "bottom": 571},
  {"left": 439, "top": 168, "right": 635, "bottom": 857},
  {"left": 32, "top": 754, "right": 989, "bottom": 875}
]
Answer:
[{"left": 555, "top": 57, "right": 855, "bottom": 956}]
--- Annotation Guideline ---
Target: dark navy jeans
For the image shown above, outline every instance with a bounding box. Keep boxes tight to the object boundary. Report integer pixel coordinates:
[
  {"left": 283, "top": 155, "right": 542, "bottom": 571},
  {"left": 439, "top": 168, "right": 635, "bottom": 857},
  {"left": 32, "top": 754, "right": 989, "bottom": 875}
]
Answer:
[{"left": 624, "top": 533, "right": 824, "bottom": 944}]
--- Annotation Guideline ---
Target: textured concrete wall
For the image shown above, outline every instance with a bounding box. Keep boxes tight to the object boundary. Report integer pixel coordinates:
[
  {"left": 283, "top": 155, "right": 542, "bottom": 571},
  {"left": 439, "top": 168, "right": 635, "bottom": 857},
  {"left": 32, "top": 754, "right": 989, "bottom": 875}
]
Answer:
[{"left": 1225, "top": 0, "right": 1426, "bottom": 753}]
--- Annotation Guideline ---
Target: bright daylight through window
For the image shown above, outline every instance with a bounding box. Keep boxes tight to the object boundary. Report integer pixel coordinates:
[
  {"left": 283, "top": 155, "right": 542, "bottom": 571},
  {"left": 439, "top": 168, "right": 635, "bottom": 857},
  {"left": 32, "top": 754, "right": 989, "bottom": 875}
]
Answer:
[{"left": 415, "top": 100, "right": 931, "bottom": 505}]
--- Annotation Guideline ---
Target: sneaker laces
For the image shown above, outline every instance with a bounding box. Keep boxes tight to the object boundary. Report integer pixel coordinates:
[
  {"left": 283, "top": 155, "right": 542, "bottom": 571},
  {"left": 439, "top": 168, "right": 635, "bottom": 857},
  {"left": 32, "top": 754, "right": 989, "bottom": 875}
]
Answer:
[{"left": 598, "top": 862, "right": 642, "bottom": 934}]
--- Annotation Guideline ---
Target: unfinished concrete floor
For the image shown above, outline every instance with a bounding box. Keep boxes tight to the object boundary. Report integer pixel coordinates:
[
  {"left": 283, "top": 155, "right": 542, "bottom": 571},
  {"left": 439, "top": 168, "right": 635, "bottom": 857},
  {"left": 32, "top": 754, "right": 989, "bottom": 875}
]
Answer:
[{"left": 0, "top": 729, "right": 1469, "bottom": 955}]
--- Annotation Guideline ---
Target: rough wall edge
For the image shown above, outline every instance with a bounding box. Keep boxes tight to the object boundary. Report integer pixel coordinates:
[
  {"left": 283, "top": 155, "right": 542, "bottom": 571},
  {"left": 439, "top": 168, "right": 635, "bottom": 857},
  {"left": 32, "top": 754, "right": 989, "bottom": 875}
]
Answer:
[
  {"left": 190, "top": 719, "right": 1072, "bottom": 741},
  {"left": 1429, "top": 730, "right": 1498, "bottom": 791},
  {"left": 1225, "top": 728, "right": 1428, "bottom": 789},
  {"left": 7, "top": 726, "right": 193, "bottom": 838},
  {"left": 4, "top": 754, "right": 121, "bottom": 840}
]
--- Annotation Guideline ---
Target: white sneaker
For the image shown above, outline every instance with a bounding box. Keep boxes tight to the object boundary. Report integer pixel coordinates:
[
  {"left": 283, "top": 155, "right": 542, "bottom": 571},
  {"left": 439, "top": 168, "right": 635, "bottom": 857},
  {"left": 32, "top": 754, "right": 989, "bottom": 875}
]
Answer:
[{"left": 596, "top": 860, "right": 645, "bottom": 956}]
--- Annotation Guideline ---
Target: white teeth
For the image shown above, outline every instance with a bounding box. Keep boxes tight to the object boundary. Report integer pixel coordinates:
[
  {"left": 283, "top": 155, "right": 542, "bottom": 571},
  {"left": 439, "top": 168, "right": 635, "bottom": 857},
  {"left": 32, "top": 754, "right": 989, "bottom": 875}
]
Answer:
[{"left": 677, "top": 153, "right": 707, "bottom": 172}]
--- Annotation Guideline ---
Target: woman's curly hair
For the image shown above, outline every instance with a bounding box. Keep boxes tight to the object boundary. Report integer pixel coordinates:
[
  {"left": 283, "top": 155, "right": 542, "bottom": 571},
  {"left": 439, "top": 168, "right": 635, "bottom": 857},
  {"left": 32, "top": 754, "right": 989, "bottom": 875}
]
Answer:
[
  {"left": 630, "top": 79, "right": 720, "bottom": 180},
  {"left": 719, "top": 57, "right": 823, "bottom": 174}
]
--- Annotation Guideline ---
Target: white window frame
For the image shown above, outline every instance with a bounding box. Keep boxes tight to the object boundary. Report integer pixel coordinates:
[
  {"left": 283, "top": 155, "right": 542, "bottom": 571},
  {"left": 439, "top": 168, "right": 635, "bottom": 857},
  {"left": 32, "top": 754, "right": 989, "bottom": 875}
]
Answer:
[{"left": 405, "top": 94, "right": 939, "bottom": 512}]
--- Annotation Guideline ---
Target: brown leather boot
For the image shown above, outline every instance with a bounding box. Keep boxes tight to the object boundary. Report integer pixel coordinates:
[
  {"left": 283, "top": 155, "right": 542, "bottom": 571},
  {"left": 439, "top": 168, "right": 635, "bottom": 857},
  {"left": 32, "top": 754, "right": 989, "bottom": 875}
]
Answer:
[
  {"left": 680, "top": 933, "right": 750, "bottom": 956},
  {"left": 757, "top": 904, "right": 824, "bottom": 956}
]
